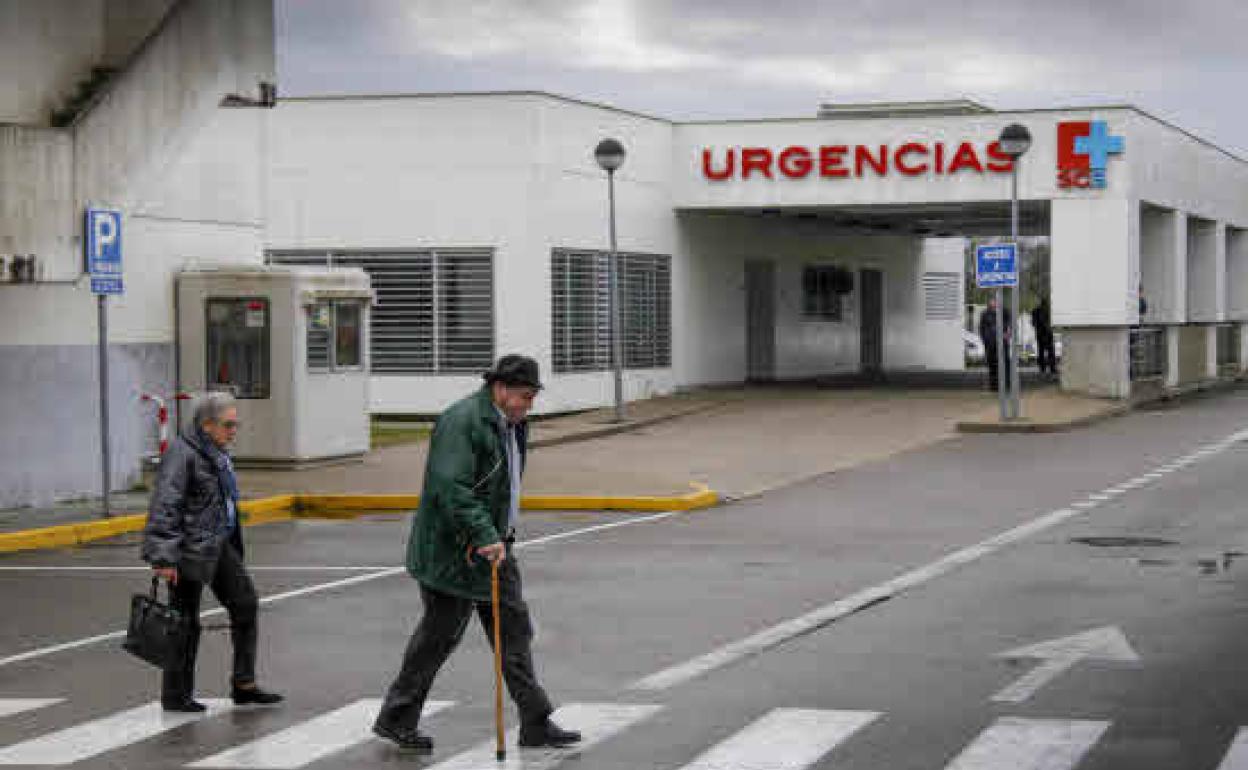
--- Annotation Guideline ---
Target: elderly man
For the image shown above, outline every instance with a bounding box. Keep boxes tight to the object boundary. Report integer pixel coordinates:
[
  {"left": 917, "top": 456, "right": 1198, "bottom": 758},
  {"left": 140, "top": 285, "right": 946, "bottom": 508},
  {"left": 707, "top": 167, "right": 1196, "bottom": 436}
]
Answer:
[
  {"left": 373, "top": 354, "right": 580, "bottom": 753},
  {"left": 141, "top": 392, "right": 283, "bottom": 712}
]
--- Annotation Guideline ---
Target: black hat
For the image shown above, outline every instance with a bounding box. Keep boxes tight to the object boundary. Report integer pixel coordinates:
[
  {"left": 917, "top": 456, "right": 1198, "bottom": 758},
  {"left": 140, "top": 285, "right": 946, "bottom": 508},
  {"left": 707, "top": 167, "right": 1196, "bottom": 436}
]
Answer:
[{"left": 483, "top": 354, "right": 543, "bottom": 390}]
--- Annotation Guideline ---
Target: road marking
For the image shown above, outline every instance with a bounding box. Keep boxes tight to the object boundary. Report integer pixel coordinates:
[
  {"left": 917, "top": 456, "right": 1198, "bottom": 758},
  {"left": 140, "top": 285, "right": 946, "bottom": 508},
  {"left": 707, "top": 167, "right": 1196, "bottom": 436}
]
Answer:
[
  {"left": 674, "top": 708, "right": 879, "bottom": 770},
  {"left": 942, "top": 717, "right": 1109, "bottom": 770},
  {"left": 189, "top": 699, "right": 453, "bottom": 769},
  {"left": 1216, "top": 727, "right": 1248, "bottom": 770},
  {"left": 0, "top": 699, "right": 233, "bottom": 765},
  {"left": 0, "top": 566, "right": 393, "bottom": 573},
  {"left": 991, "top": 626, "right": 1141, "bottom": 703},
  {"left": 632, "top": 507, "right": 1086, "bottom": 691},
  {"left": 0, "top": 510, "right": 688, "bottom": 670},
  {"left": 633, "top": 428, "right": 1248, "bottom": 692},
  {"left": 421, "top": 702, "right": 662, "bottom": 770},
  {"left": 0, "top": 700, "right": 61, "bottom": 719}
]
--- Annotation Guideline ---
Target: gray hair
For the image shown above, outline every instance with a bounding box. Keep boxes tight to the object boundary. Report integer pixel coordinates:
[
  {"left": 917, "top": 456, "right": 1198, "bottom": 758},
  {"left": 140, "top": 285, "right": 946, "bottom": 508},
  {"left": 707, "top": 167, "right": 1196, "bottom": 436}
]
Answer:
[{"left": 191, "top": 391, "right": 237, "bottom": 428}]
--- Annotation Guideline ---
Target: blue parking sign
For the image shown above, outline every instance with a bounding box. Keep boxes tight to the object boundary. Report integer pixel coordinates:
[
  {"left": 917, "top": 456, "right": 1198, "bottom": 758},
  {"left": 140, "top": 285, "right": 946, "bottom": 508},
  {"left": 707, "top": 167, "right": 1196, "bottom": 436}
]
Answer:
[
  {"left": 976, "top": 243, "right": 1017, "bottom": 288},
  {"left": 85, "top": 208, "right": 123, "bottom": 295}
]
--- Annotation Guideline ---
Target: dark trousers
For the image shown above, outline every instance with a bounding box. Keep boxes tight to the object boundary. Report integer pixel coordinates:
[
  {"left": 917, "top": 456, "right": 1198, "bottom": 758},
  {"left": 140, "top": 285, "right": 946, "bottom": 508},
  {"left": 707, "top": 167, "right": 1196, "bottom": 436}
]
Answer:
[
  {"left": 376, "top": 552, "right": 554, "bottom": 730},
  {"left": 985, "top": 344, "right": 1013, "bottom": 391},
  {"left": 1037, "top": 334, "right": 1057, "bottom": 374},
  {"left": 162, "top": 542, "right": 259, "bottom": 702}
]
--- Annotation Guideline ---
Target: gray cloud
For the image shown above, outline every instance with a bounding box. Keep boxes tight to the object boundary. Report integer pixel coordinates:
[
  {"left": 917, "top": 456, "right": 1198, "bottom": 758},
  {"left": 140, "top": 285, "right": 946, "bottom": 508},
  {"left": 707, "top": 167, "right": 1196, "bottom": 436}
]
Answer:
[{"left": 276, "top": 0, "right": 1248, "bottom": 154}]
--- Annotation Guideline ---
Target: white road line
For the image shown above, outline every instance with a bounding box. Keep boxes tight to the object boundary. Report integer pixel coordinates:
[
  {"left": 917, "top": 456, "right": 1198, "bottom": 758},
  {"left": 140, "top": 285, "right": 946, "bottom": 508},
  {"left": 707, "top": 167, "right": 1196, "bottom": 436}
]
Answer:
[
  {"left": 0, "top": 510, "right": 688, "bottom": 670},
  {"left": 1216, "top": 727, "right": 1248, "bottom": 770},
  {"left": 0, "top": 699, "right": 61, "bottom": 719},
  {"left": 0, "top": 566, "right": 394, "bottom": 573},
  {"left": 421, "top": 702, "right": 662, "bottom": 770},
  {"left": 188, "top": 699, "right": 453, "bottom": 769},
  {"left": 941, "top": 717, "right": 1109, "bottom": 770},
  {"left": 632, "top": 507, "right": 1087, "bottom": 692},
  {"left": 0, "top": 699, "right": 233, "bottom": 766},
  {"left": 674, "top": 708, "right": 880, "bottom": 770}
]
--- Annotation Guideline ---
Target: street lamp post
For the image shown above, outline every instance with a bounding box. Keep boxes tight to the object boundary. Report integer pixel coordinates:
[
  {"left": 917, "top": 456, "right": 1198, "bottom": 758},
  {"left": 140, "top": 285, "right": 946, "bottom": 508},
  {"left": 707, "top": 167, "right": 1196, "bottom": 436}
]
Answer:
[
  {"left": 594, "top": 138, "right": 627, "bottom": 423},
  {"left": 997, "top": 123, "right": 1032, "bottom": 420}
]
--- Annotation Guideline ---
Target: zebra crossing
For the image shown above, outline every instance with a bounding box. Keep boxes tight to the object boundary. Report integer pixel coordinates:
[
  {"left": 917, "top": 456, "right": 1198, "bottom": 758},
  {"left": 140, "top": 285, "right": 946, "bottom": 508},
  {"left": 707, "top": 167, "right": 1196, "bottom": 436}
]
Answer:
[{"left": 0, "top": 696, "right": 1242, "bottom": 769}]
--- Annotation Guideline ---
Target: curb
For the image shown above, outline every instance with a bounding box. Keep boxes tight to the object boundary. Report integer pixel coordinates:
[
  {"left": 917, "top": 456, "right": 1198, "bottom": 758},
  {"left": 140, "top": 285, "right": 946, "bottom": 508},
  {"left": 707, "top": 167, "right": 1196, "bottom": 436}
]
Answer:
[
  {"left": 0, "top": 485, "right": 719, "bottom": 555},
  {"left": 955, "top": 404, "right": 1131, "bottom": 434}
]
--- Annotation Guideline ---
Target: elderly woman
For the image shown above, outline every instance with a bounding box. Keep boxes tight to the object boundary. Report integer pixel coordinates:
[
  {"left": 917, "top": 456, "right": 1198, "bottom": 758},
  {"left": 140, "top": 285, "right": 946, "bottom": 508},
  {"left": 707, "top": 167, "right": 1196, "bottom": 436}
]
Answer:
[{"left": 141, "top": 392, "right": 283, "bottom": 712}]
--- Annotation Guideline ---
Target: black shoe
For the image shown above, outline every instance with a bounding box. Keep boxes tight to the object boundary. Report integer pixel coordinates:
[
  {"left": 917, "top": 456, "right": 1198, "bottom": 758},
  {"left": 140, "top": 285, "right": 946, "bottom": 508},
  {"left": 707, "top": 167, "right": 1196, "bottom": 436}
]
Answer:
[
  {"left": 373, "top": 721, "right": 434, "bottom": 752},
  {"left": 519, "top": 718, "right": 581, "bottom": 748},
  {"left": 161, "top": 698, "right": 207, "bottom": 713},
  {"left": 231, "top": 686, "right": 284, "bottom": 706}
]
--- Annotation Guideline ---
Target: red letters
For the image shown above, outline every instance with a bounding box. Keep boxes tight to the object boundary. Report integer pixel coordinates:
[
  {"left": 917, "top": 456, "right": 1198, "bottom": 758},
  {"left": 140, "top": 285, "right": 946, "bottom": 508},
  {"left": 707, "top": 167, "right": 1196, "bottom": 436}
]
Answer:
[
  {"left": 894, "top": 143, "right": 929, "bottom": 176},
  {"left": 855, "top": 144, "right": 889, "bottom": 177},
  {"left": 741, "top": 148, "right": 774, "bottom": 179},
  {"left": 986, "top": 141, "right": 1015, "bottom": 173},
  {"left": 702, "top": 148, "right": 734, "bottom": 180},
  {"left": 947, "top": 142, "right": 984, "bottom": 174},
  {"left": 820, "top": 146, "right": 849, "bottom": 177},
  {"left": 778, "top": 146, "right": 813, "bottom": 178}
]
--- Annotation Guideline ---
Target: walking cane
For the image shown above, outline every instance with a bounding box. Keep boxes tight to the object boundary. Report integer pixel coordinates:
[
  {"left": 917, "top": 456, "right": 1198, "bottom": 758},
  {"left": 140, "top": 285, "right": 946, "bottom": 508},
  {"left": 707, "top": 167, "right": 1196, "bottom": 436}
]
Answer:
[{"left": 491, "top": 558, "right": 506, "bottom": 762}]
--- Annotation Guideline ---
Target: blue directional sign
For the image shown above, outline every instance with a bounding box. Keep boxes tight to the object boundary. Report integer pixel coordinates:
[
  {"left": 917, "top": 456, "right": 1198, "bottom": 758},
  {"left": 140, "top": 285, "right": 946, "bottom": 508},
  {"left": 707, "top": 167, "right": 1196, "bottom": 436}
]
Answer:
[
  {"left": 976, "top": 243, "right": 1017, "bottom": 289},
  {"left": 85, "top": 208, "right": 123, "bottom": 295}
]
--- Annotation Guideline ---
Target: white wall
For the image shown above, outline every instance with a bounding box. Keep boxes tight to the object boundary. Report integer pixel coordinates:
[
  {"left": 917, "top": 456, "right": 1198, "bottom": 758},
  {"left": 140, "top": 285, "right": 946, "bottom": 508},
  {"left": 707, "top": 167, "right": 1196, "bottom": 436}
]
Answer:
[
  {"left": 0, "top": 1, "right": 107, "bottom": 124},
  {"left": 267, "top": 93, "right": 681, "bottom": 415},
  {"left": 1051, "top": 198, "right": 1138, "bottom": 327}
]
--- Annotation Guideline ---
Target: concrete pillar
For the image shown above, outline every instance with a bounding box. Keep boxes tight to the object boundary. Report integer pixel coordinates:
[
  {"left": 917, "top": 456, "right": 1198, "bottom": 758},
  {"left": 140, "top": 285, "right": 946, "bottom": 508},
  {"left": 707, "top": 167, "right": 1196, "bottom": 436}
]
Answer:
[
  {"left": 1140, "top": 205, "right": 1184, "bottom": 324},
  {"left": 1051, "top": 199, "right": 1136, "bottom": 398},
  {"left": 1240, "top": 322, "right": 1248, "bottom": 375},
  {"left": 1059, "top": 328, "right": 1131, "bottom": 398},
  {"left": 1188, "top": 216, "right": 1219, "bottom": 322},
  {"left": 1206, "top": 325, "right": 1219, "bottom": 380},
  {"left": 1229, "top": 228, "right": 1248, "bottom": 320},
  {"left": 1166, "top": 326, "right": 1181, "bottom": 388}
]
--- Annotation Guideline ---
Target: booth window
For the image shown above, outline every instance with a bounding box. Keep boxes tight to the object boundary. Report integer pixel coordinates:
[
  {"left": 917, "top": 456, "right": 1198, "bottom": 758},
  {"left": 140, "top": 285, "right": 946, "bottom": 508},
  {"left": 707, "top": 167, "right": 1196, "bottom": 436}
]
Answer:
[
  {"left": 802, "top": 266, "right": 848, "bottom": 321},
  {"left": 306, "top": 301, "right": 364, "bottom": 371},
  {"left": 206, "top": 298, "right": 270, "bottom": 399},
  {"left": 551, "top": 248, "right": 671, "bottom": 372},
  {"left": 268, "top": 249, "right": 494, "bottom": 374}
]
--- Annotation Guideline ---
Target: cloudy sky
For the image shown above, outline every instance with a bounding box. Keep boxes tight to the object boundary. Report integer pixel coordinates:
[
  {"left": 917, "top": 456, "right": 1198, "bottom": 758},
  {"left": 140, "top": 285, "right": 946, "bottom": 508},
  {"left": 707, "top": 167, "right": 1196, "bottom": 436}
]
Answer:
[{"left": 277, "top": 0, "right": 1248, "bottom": 155}]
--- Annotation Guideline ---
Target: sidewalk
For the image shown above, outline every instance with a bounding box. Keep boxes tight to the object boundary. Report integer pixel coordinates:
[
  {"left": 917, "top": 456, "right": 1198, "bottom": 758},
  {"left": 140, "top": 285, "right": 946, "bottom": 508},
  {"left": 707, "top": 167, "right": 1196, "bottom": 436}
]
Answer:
[
  {"left": 955, "top": 386, "right": 1129, "bottom": 433},
  {"left": 2, "top": 381, "right": 1140, "bottom": 540}
]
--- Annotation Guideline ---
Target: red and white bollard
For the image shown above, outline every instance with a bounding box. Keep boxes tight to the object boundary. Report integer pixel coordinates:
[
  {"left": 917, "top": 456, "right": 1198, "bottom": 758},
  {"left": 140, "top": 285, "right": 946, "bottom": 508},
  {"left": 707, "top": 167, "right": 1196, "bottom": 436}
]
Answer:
[{"left": 140, "top": 393, "right": 170, "bottom": 455}]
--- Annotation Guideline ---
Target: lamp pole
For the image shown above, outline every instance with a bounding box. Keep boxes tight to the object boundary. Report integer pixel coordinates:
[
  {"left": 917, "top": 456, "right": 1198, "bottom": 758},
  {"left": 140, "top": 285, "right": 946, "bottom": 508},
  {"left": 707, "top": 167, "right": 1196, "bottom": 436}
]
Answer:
[
  {"left": 996, "top": 124, "right": 1032, "bottom": 420},
  {"left": 595, "top": 138, "right": 627, "bottom": 422}
]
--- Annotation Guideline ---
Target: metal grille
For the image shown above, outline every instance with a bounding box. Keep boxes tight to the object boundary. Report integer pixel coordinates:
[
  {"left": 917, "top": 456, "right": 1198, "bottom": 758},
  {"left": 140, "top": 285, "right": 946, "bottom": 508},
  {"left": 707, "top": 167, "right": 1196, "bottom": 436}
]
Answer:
[
  {"left": 1217, "top": 324, "right": 1240, "bottom": 369},
  {"left": 307, "top": 302, "right": 331, "bottom": 370},
  {"left": 922, "top": 272, "right": 961, "bottom": 321},
  {"left": 1130, "top": 326, "right": 1166, "bottom": 381},
  {"left": 268, "top": 249, "right": 494, "bottom": 374},
  {"left": 552, "top": 249, "right": 672, "bottom": 372}
]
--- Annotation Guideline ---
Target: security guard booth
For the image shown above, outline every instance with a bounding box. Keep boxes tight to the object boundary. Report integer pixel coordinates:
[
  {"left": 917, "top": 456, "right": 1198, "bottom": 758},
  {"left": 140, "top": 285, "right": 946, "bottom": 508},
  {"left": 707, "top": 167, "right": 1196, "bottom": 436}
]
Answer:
[{"left": 177, "top": 265, "right": 373, "bottom": 465}]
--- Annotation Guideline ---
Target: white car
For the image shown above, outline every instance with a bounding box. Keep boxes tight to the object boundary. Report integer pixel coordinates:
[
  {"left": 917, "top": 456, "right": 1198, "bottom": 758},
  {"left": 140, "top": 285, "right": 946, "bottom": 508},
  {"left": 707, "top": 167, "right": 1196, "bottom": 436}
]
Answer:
[{"left": 963, "top": 330, "right": 986, "bottom": 364}]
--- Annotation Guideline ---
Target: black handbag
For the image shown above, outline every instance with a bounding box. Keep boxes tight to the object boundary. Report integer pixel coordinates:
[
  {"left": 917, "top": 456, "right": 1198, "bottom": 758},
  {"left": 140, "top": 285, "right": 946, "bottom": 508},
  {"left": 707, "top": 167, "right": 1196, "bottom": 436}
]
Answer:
[{"left": 122, "top": 577, "right": 193, "bottom": 671}]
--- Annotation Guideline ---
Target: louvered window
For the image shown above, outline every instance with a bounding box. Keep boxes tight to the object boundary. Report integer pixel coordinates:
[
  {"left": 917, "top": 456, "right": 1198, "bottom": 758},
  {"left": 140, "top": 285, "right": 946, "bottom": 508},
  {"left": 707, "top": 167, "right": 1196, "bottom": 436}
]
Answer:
[
  {"left": 922, "top": 272, "right": 961, "bottom": 320},
  {"left": 268, "top": 249, "right": 494, "bottom": 374},
  {"left": 551, "top": 249, "right": 671, "bottom": 372}
]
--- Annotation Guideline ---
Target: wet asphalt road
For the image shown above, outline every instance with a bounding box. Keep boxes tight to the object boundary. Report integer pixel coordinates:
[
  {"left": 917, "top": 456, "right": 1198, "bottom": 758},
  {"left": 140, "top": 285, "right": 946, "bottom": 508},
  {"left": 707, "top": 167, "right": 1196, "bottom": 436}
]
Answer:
[{"left": 4, "top": 390, "right": 1248, "bottom": 768}]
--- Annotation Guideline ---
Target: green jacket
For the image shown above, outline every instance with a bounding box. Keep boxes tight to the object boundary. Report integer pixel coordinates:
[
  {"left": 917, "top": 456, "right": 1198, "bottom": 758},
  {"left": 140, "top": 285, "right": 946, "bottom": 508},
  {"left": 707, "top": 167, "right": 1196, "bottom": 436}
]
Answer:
[{"left": 406, "top": 387, "right": 526, "bottom": 601}]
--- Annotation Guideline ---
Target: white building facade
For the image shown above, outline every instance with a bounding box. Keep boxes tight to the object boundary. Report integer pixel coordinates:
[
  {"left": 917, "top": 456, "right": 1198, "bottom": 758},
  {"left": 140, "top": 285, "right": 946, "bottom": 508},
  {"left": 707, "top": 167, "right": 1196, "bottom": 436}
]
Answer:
[{"left": 268, "top": 93, "right": 1248, "bottom": 414}]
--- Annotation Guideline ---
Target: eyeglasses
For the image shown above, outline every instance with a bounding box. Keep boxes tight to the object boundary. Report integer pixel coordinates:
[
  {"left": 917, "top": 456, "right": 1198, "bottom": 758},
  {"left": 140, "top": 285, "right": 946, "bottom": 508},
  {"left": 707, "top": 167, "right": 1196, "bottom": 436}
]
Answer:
[{"left": 221, "top": 421, "right": 240, "bottom": 429}]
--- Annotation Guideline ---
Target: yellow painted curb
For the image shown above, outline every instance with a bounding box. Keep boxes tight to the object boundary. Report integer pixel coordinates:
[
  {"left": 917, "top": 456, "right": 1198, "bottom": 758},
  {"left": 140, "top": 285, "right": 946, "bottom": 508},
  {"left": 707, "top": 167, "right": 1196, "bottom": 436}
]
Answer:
[{"left": 0, "top": 484, "right": 719, "bottom": 555}]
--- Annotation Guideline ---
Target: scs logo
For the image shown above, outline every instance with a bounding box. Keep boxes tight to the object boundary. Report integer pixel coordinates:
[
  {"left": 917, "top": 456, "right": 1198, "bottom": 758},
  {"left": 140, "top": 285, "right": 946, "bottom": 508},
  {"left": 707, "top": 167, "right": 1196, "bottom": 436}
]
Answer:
[{"left": 1057, "top": 121, "right": 1124, "bottom": 190}]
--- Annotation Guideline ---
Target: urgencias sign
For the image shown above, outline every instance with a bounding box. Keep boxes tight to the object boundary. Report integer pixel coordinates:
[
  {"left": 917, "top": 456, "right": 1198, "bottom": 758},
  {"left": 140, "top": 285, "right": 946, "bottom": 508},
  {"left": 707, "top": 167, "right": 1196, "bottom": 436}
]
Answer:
[{"left": 701, "top": 141, "right": 1016, "bottom": 180}]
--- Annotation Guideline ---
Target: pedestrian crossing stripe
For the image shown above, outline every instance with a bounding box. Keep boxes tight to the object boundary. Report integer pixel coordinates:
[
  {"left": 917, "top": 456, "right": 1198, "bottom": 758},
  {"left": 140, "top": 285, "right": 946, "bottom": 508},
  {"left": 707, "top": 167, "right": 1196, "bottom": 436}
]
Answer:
[
  {"left": 420, "top": 703, "right": 663, "bottom": 770},
  {"left": 0, "top": 699, "right": 1245, "bottom": 769},
  {"left": 0, "top": 700, "right": 62, "bottom": 720},
  {"left": 0, "top": 699, "right": 234, "bottom": 765},
  {"left": 188, "top": 699, "right": 453, "bottom": 769},
  {"left": 674, "top": 708, "right": 880, "bottom": 770}
]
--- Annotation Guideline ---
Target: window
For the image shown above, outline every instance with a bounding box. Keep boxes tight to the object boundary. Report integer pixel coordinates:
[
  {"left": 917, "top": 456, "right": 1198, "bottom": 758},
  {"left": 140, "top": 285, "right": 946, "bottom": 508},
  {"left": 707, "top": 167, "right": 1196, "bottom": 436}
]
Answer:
[
  {"left": 551, "top": 249, "right": 671, "bottom": 372},
  {"left": 306, "top": 301, "right": 363, "bottom": 372},
  {"left": 268, "top": 249, "right": 494, "bottom": 374},
  {"left": 802, "top": 266, "right": 850, "bottom": 321},
  {"left": 206, "top": 298, "right": 270, "bottom": 399}
]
